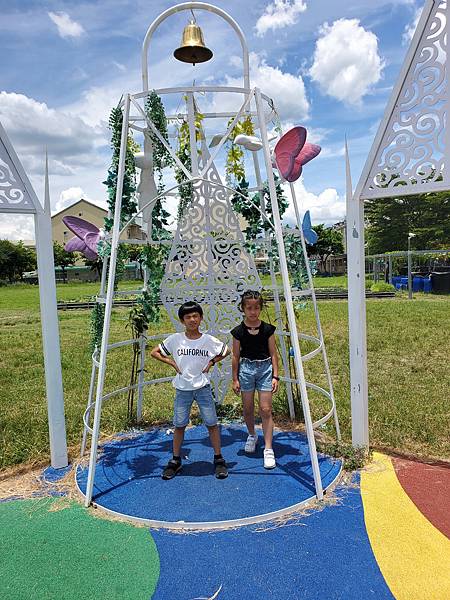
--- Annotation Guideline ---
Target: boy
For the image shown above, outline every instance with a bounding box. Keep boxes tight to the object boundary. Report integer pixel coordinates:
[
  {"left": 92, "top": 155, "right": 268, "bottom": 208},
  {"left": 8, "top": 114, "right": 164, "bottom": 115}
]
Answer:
[{"left": 150, "top": 301, "right": 230, "bottom": 480}]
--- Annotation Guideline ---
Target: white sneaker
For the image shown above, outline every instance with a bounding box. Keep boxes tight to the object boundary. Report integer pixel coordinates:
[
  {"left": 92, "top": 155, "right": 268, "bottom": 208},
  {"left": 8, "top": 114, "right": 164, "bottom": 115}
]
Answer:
[
  {"left": 244, "top": 434, "right": 258, "bottom": 453},
  {"left": 263, "top": 448, "right": 276, "bottom": 469}
]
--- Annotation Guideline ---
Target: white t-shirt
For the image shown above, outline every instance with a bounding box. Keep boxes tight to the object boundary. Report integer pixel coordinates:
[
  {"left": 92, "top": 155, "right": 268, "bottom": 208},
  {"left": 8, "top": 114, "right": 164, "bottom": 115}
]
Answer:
[{"left": 159, "top": 332, "right": 228, "bottom": 390}]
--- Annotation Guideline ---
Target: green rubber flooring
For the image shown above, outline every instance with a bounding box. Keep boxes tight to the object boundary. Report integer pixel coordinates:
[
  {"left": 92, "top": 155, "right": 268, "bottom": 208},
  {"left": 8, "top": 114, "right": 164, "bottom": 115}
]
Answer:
[{"left": 0, "top": 499, "right": 159, "bottom": 600}]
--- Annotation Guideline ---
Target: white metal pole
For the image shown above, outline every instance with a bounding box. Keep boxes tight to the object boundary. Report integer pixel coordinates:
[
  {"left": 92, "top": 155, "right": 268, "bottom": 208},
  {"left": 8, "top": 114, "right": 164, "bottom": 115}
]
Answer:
[
  {"left": 289, "top": 184, "right": 341, "bottom": 440},
  {"left": 136, "top": 335, "right": 147, "bottom": 422},
  {"left": 187, "top": 92, "right": 199, "bottom": 176},
  {"left": 34, "top": 153, "right": 68, "bottom": 468},
  {"left": 84, "top": 95, "right": 131, "bottom": 506},
  {"left": 408, "top": 236, "right": 413, "bottom": 300},
  {"left": 255, "top": 88, "right": 323, "bottom": 499},
  {"left": 345, "top": 140, "right": 369, "bottom": 448},
  {"left": 252, "top": 152, "right": 295, "bottom": 419},
  {"left": 80, "top": 356, "right": 97, "bottom": 456}
]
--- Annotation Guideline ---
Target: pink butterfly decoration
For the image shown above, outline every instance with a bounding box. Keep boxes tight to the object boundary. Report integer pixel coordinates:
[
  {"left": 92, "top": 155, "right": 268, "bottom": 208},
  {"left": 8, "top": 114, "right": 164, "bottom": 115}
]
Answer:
[
  {"left": 273, "top": 126, "right": 321, "bottom": 182},
  {"left": 63, "top": 216, "right": 101, "bottom": 260}
]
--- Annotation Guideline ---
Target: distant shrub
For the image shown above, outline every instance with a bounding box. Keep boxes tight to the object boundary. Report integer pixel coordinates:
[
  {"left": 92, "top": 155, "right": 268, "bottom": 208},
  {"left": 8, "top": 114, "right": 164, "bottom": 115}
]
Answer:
[{"left": 370, "top": 282, "right": 396, "bottom": 292}]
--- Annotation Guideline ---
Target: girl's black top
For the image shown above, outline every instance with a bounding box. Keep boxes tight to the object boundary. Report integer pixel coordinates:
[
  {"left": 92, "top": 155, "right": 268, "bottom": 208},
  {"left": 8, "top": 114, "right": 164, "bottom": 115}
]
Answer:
[{"left": 230, "top": 321, "right": 276, "bottom": 360}]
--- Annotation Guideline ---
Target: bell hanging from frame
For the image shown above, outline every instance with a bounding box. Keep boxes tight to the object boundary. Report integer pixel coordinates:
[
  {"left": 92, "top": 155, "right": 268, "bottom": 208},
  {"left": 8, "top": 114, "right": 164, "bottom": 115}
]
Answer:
[{"left": 174, "top": 20, "right": 213, "bottom": 66}]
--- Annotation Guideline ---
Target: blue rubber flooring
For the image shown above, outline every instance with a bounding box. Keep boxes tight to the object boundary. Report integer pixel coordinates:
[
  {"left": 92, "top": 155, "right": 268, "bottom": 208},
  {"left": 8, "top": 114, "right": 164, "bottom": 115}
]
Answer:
[
  {"left": 77, "top": 425, "right": 341, "bottom": 523},
  {"left": 150, "top": 479, "right": 394, "bottom": 599}
]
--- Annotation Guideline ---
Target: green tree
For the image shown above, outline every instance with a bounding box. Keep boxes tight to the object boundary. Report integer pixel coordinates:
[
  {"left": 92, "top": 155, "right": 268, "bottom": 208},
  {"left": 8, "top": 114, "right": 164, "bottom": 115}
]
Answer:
[
  {"left": 53, "top": 242, "right": 76, "bottom": 283},
  {"left": 15, "top": 242, "right": 36, "bottom": 280},
  {"left": 0, "top": 239, "right": 18, "bottom": 283},
  {"left": 0, "top": 240, "right": 36, "bottom": 283},
  {"left": 127, "top": 245, "right": 144, "bottom": 280},
  {"left": 83, "top": 257, "right": 103, "bottom": 280},
  {"left": 365, "top": 191, "right": 450, "bottom": 253},
  {"left": 309, "top": 225, "right": 344, "bottom": 272}
]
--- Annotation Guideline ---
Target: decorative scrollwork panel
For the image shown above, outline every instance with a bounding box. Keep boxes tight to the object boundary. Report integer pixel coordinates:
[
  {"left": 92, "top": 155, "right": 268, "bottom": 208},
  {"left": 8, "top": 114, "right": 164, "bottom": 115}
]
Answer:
[
  {"left": 160, "top": 156, "right": 261, "bottom": 402},
  {"left": 362, "top": 1, "right": 449, "bottom": 198}
]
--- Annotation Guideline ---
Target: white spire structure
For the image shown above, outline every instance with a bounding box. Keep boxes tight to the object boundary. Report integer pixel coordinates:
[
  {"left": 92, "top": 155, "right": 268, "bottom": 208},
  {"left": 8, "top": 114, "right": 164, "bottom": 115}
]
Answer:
[
  {"left": 0, "top": 125, "right": 67, "bottom": 468},
  {"left": 347, "top": 0, "right": 449, "bottom": 448},
  {"left": 345, "top": 139, "right": 368, "bottom": 447},
  {"left": 81, "top": 2, "right": 341, "bottom": 513}
]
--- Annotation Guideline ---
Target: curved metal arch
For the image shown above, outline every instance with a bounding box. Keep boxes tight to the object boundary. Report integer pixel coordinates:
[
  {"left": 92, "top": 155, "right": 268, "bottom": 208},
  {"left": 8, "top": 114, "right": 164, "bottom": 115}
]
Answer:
[
  {"left": 141, "top": 2, "right": 250, "bottom": 91},
  {"left": 119, "top": 176, "right": 275, "bottom": 236}
]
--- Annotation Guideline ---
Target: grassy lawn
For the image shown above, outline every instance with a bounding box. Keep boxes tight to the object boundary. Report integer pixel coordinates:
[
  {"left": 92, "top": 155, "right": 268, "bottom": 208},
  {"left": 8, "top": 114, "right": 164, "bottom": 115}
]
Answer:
[
  {"left": 262, "top": 274, "right": 376, "bottom": 289},
  {"left": 1, "top": 282, "right": 449, "bottom": 469},
  {"left": 312, "top": 275, "right": 348, "bottom": 288},
  {"left": 0, "top": 280, "right": 141, "bottom": 310}
]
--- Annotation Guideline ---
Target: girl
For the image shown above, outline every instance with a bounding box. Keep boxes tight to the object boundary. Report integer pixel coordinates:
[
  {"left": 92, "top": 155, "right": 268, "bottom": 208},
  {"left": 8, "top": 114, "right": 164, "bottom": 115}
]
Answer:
[{"left": 231, "top": 290, "right": 279, "bottom": 469}]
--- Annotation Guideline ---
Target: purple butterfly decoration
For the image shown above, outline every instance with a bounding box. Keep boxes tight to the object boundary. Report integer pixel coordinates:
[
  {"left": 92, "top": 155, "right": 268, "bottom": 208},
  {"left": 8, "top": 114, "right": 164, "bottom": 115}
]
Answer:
[
  {"left": 63, "top": 216, "right": 100, "bottom": 260},
  {"left": 274, "top": 126, "right": 321, "bottom": 182}
]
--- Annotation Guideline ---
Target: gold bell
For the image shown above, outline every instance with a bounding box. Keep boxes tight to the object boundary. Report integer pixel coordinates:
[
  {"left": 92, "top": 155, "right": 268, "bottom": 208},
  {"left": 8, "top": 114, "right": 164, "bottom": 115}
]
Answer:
[{"left": 174, "top": 20, "right": 213, "bottom": 66}]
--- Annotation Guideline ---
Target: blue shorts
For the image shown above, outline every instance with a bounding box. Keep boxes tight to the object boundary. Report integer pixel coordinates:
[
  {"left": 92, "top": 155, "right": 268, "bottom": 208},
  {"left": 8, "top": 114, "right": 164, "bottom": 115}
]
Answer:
[
  {"left": 239, "top": 358, "right": 273, "bottom": 392},
  {"left": 173, "top": 385, "right": 217, "bottom": 427}
]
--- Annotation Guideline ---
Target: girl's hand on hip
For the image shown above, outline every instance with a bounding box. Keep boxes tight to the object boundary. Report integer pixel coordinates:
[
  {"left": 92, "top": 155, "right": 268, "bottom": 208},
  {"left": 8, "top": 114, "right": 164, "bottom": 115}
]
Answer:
[{"left": 232, "top": 379, "right": 241, "bottom": 396}]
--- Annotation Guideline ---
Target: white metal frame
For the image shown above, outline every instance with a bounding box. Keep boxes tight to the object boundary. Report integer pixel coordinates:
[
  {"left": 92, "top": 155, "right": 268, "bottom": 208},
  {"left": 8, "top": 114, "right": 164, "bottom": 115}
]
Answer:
[
  {"left": 347, "top": 0, "right": 449, "bottom": 447},
  {"left": 0, "top": 122, "right": 68, "bottom": 468},
  {"left": 82, "top": 2, "right": 341, "bottom": 508}
]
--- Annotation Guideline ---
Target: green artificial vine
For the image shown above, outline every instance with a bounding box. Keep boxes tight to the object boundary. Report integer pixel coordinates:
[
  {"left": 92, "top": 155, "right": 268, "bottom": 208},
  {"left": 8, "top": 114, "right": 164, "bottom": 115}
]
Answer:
[
  {"left": 103, "top": 106, "right": 138, "bottom": 232},
  {"left": 231, "top": 175, "right": 289, "bottom": 253},
  {"left": 225, "top": 116, "right": 254, "bottom": 184},
  {"left": 90, "top": 107, "right": 139, "bottom": 354},
  {"left": 126, "top": 243, "right": 168, "bottom": 421},
  {"left": 89, "top": 303, "right": 105, "bottom": 354},
  {"left": 125, "top": 92, "right": 173, "bottom": 420},
  {"left": 283, "top": 231, "right": 309, "bottom": 290},
  {"left": 145, "top": 90, "right": 172, "bottom": 242},
  {"left": 175, "top": 100, "right": 204, "bottom": 220},
  {"left": 145, "top": 91, "right": 173, "bottom": 179}
]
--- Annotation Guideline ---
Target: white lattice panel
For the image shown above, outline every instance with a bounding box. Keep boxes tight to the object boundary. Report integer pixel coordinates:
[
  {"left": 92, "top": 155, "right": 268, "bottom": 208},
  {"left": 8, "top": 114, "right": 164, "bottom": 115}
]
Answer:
[
  {"left": 0, "top": 122, "right": 39, "bottom": 214},
  {"left": 160, "top": 150, "right": 261, "bottom": 402},
  {"left": 359, "top": 0, "right": 450, "bottom": 199}
]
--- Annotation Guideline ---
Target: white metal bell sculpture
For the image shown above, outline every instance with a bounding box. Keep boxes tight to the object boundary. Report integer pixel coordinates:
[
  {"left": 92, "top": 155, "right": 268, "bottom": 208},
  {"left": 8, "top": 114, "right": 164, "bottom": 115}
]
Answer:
[{"left": 81, "top": 2, "right": 341, "bottom": 512}]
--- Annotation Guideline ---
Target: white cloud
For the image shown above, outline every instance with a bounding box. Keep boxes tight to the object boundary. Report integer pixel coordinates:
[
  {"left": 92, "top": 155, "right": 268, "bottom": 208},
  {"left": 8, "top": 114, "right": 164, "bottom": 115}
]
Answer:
[
  {"left": 48, "top": 12, "right": 85, "bottom": 39},
  {"left": 0, "top": 91, "right": 109, "bottom": 240},
  {"left": 207, "top": 53, "right": 309, "bottom": 122},
  {"left": 402, "top": 7, "right": 422, "bottom": 45},
  {"left": 0, "top": 214, "right": 35, "bottom": 242},
  {"left": 309, "top": 19, "right": 384, "bottom": 105},
  {"left": 283, "top": 180, "right": 344, "bottom": 226},
  {"left": 0, "top": 92, "right": 100, "bottom": 164},
  {"left": 54, "top": 187, "right": 95, "bottom": 214},
  {"left": 255, "top": 0, "right": 307, "bottom": 37}
]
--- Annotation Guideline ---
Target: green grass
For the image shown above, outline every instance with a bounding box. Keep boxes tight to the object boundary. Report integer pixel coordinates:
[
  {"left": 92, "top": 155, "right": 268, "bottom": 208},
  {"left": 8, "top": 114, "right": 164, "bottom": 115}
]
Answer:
[
  {"left": 0, "top": 280, "right": 142, "bottom": 310},
  {"left": 312, "top": 275, "right": 348, "bottom": 288},
  {"left": 0, "top": 282, "right": 449, "bottom": 469},
  {"left": 261, "top": 274, "right": 364, "bottom": 289}
]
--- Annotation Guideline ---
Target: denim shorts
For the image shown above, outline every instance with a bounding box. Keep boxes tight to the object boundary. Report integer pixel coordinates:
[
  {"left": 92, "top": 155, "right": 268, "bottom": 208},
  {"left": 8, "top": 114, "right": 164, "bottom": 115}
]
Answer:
[
  {"left": 239, "top": 358, "right": 273, "bottom": 392},
  {"left": 173, "top": 385, "right": 217, "bottom": 427}
]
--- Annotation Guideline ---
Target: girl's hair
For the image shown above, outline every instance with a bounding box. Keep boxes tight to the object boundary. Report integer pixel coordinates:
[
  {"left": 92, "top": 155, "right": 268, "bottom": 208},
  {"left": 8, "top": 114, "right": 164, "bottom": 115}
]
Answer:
[{"left": 240, "top": 290, "right": 264, "bottom": 310}]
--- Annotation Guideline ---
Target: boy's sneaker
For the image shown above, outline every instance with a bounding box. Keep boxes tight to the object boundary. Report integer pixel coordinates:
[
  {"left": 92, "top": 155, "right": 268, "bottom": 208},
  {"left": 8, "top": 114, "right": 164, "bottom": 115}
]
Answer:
[
  {"left": 244, "top": 434, "right": 258, "bottom": 453},
  {"left": 162, "top": 458, "right": 182, "bottom": 480},
  {"left": 214, "top": 457, "right": 228, "bottom": 479},
  {"left": 263, "top": 449, "right": 276, "bottom": 469}
]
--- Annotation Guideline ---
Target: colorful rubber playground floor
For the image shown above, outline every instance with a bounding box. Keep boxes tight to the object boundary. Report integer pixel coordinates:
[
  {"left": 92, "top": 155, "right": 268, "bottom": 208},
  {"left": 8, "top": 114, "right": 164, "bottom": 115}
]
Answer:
[{"left": 1, "top": 426, "right": 449, "bottom": 599}]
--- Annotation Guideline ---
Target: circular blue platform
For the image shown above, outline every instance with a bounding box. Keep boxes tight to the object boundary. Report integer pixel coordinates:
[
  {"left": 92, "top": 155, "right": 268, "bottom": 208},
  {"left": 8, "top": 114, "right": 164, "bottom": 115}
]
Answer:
[{"left": 77, "top": 425, "right": 342, "bottom": 529}]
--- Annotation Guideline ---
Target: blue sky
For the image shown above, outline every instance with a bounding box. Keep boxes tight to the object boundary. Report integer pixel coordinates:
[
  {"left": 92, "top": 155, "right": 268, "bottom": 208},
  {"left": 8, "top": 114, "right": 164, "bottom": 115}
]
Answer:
[{"left": 0, "top": 0, "right": 424, "bottom": 240}]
